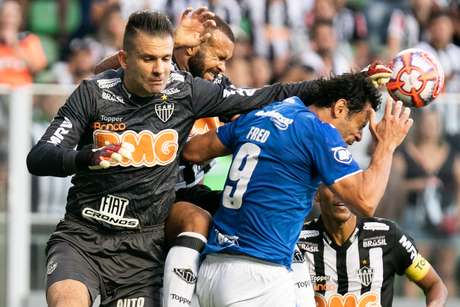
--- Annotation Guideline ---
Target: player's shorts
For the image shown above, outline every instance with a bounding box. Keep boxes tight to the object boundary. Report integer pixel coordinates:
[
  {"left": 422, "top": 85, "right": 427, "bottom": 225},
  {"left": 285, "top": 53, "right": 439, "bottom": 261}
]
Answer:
[
  {"left": 45, "top": 216, "right": 165, "bottom": 307},
  {"left": 195, "top": 254, "right": 297, "bottom": 307},
  {"left": 175, "top": 184, "right": 222, "bottom": 216}
]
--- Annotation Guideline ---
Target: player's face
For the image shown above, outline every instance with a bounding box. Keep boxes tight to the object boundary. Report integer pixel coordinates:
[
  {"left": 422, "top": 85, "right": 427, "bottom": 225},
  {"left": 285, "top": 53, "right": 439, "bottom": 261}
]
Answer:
[
  {"left": 188, "top": 30, "right": 234, "bottom": 81},
  {"left": 317, "top": 185, "right": 353, "bottom": 223},
  {"left": 120, "top": 31, "right": 173, "bottom": 96},
  {"left": 335, "top": 102, "right": 372, "bottom": 145}
]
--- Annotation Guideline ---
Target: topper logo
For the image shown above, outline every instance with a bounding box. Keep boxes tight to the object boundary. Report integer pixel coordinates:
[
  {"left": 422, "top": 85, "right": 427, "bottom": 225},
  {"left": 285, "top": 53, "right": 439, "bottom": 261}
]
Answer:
[{"left": 93, "top": 129, "right": 178, "bottom": 167}]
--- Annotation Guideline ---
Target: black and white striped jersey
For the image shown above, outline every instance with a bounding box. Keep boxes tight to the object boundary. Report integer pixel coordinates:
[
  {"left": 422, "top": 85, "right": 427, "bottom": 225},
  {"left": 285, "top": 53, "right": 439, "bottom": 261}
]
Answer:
[{"left": 297, "top": 217, "right": 419, "bottom": 307}]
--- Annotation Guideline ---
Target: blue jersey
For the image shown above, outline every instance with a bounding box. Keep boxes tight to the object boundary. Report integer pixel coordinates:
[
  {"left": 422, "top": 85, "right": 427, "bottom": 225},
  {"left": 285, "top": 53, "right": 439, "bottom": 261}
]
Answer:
[{"left": 204, "top": 97, "right": 362, "bottom": 268}]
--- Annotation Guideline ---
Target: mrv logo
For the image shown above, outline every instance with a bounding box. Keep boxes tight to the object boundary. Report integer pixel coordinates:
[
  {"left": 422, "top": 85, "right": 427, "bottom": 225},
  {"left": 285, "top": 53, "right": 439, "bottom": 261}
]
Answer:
[{"left": 82, "top": 195, "right": 139, "bottom": 228}]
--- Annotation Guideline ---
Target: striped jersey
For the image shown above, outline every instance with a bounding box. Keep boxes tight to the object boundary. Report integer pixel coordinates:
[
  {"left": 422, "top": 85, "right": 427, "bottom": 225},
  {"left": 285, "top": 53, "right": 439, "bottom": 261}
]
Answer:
[{"left": 297, "top": 217, "right": 420, "bottom": 307}]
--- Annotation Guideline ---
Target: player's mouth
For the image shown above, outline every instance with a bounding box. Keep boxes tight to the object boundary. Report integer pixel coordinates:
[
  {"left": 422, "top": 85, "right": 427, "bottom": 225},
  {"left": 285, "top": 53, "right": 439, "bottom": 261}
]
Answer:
[{"left": 149, "top": 79, "right": 164, "bottom": 85}]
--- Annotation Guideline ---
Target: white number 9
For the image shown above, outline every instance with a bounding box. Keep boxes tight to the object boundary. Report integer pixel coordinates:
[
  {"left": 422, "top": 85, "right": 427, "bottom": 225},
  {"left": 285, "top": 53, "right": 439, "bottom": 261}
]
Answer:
[{"left": 222, "top": 143, "right": 261, "bottom": 209}]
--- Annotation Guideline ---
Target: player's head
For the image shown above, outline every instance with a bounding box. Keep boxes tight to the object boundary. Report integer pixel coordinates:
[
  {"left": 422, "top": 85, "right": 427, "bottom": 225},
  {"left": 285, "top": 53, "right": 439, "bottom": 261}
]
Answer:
[
  {"left": 301, "top": 72, "right": 381, "bottom": 145},
  {"left": 315, "top": 185, "right": 355, "bottom": 224},
  {"left": 119, "top": 10, "right": 174, "bottom": 96},
  {"left": 188, "top": 15, "right": 235, "bottom": 81}
]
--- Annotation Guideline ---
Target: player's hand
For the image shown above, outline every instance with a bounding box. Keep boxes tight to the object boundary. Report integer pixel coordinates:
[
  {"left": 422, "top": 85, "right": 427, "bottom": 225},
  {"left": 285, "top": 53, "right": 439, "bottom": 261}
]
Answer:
[
  {"left": 87, "top": 142, "right": 135, "bottom": 170},
  {"left": 362, "top": 62, "right": 392, "bottom": 88},
  {"left": 174, "top": 7, "right": 216, "bottom": 48},
  {"left": 369, "top": 98, "right": 413, "bottom": 151}
]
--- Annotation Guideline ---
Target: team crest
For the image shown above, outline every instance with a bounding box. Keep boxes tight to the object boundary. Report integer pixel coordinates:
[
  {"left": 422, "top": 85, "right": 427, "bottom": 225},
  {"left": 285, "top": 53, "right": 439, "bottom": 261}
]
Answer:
[
  {"left": 155, "top": 101, "right": 174, "bottom": 122},
  {"left": 357, "top": 266, "right": 374, "bottom": 287}
]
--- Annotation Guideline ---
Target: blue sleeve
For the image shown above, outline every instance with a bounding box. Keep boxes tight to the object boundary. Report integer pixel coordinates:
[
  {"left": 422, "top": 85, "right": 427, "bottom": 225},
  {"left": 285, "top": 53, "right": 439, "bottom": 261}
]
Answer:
[
  {"left": 216, "top": 120, "right": 237, "bottom": 151},
  {"left": 308, "top": 122, "right": 362, "bottom": 186}
]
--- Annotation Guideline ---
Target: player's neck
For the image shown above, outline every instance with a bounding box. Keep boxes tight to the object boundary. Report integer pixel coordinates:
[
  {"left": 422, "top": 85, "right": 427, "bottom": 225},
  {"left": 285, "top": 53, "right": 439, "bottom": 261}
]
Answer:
[
  {"left": 173, "top": 48, "right": 190, "bottom": 71},
  {"left": 308, "top": 105, "right": 334, "bottom": 125},
  {"left": 322, "top": 215, "right": 357, "bottom": 246}
]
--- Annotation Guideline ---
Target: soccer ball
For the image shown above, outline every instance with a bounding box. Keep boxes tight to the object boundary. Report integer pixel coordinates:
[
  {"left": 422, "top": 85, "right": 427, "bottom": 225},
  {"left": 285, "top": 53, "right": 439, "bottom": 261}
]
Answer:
[{"left": 386, "top": 48, "right": 444, "bottom": 108}]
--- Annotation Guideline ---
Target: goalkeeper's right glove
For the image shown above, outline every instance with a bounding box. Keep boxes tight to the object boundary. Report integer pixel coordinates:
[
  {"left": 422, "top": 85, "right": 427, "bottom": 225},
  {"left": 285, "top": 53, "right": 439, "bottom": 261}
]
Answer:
[
  {"left": 76, "top": 142, "right": 135, "bottom": 170},
  {"left": 362, "top": 62, "right": 393, "bottom": 88}
]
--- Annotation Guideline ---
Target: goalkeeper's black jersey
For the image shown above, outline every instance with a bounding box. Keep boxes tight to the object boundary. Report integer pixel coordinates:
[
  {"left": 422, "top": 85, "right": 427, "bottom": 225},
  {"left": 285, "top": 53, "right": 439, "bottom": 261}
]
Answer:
[
  {"left": 297, "top": 217, "right": 420, "bottom": 307},
  {"left": 28, "top": 68, "right": 313, "bottom": 230}
]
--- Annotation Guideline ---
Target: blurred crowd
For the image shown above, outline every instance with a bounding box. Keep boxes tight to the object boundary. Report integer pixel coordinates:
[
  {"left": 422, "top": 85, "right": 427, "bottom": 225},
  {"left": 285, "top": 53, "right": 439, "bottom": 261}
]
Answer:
[
  {"left": 0, "top": 0, "right": 458, "bottom": 88},
  {"left": 0, "top": 0, "right": 460, "bottom": 299}
]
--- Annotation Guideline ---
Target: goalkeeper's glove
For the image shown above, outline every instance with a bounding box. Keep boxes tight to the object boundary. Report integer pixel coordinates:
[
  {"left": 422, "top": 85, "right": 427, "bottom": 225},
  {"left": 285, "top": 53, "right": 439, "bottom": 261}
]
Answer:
[
  {"left": 362, "top": 62, "right": 393, "bottom": 88},
  {"left": 76, "top": 142, "right": 135, "bottom": 170}
]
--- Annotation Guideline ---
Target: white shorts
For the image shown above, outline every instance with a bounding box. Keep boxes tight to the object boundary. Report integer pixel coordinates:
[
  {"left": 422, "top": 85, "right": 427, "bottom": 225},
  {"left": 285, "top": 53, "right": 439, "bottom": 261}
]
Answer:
[{"left": 195, "top": 254, "right": 297, "bottom": 307}]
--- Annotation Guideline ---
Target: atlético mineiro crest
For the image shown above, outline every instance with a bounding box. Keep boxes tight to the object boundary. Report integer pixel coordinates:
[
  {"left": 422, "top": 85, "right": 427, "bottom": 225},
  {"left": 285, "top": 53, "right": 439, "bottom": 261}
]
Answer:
[
  {"left": 357, "top": 266, "right": 374, "bottom": 287},
  {"left": 155, "top": 98, "right": 174, "bottom": 122}
]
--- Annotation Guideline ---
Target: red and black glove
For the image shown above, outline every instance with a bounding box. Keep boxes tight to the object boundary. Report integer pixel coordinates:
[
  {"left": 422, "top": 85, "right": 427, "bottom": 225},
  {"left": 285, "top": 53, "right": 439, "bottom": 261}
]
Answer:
[
  {"left": 76, "top": 142, "right": 135, "bottom": 170},
  {"left": 361, "top": 62, "right": 393, "bottom": 88}
]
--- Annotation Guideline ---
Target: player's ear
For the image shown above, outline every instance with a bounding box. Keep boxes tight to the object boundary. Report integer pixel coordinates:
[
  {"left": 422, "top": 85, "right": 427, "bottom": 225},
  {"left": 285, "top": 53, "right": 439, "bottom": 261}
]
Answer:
[
  {"left": 314, "top": 191, "right": 321, "bottom": 206},
  {"left": 118, "top": 50, "right": 128, "bottom": 69},
  {"left": 332, "top": 99, "right": 348, "bottom": 119}
]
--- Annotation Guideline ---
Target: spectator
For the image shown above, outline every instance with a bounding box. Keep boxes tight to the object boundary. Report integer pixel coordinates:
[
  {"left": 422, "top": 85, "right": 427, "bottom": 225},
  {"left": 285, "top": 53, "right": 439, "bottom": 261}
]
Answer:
[
  {"left": 415, "top": 9, "right": 460, "bottom": 92},
  {"left": 333, "top": 0, "right": 370, "bottom": 68},
  {"left": 89, "top": 3, "right": 125, "bottom": 62},
  {"left": 302, "top": 19, "right": 352, "bottom": 76},
  {"left": 50, "top": 38, "right": 95, "bottom": 85},
  {"left": 386, "top": 0, "right": 435, "bottom": 59},
  {"left": 278, "top": 59, "right": 317, "bottom": 83},
  {"left": 242, "top": 0, "right": 293, "bottom": 77},
  {"left": 393, "top": 107, "right": 460, "bottom": 297},
  {"left": 0, "top": 0, "right": 47, "bottom": 86},
  {"left": 225, "top": 57, "right": 252, "bottom": 87}
]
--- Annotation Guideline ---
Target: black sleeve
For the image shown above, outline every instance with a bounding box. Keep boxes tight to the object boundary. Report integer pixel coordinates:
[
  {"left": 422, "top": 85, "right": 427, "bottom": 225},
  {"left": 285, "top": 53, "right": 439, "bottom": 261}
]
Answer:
[
  {"left": 190, "top": 77, "right": 315, "bottom": 119},
  {"left": 27, "top": 80, "right": 95, "bottom": 177},
  {"left": 391, "top": 221, "right": 420, "bottom": 275}
]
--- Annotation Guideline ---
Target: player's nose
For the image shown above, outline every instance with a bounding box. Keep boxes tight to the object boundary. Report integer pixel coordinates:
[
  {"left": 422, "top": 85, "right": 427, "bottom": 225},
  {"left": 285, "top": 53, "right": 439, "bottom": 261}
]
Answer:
[{"left": 354, "top": 131, "right": 362, "bottom": 142}]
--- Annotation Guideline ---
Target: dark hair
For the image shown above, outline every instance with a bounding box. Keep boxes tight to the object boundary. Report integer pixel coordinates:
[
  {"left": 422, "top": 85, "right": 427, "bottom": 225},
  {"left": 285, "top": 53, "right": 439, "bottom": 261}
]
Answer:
[
  {"left": 123, "top": 10, "right": 174, "bottom": 51},
  {"left": 298, "top": 72, "right": 382, "bottom": 113},
  {"left": 311, "top": 18, "right": 334, "bottom": 39},
  {"left": 428, "top": 9, "right": 452, "bottom": 24},
  {"left": 212, "top": 15, "right": 235, "bottom": 43}
]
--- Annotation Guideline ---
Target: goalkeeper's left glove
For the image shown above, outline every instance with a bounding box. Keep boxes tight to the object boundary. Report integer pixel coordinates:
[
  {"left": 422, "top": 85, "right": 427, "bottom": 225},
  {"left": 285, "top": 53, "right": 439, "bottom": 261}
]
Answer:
[
  {"left": 362, "top": 62, "right": 393, "bottom": 88},
  {"left": 76, "top": 142, "right": 135, "bottom": 170}
]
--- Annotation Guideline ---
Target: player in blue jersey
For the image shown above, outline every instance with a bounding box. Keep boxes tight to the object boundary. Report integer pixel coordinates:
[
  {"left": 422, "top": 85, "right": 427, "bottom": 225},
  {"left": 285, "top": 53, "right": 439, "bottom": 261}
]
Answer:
[{"left": 182, "top": 72, "right": 413, "bottom": 307}]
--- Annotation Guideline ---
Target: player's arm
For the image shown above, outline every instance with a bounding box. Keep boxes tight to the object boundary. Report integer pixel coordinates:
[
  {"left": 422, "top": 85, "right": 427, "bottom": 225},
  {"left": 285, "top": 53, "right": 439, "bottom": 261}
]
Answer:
[
  {"left": 26, "top": 81, "right": 132, "bottom": 176},
  {"left": 183, "top": 129, "right": 231, "bottom": 163},
  {"left": 329, "top": 99, "right": 413, "bottom": 216},
  {"left": 409, "top": 264, "right": 447, "bottom": 307},
  {"left": 190, "top": 76, "right": 317, "bottom": 119},
  {"left": 184, "top": 118, "right": 236, "bottom": 163},
  {"left": 392, "top": 224, "right": 447, "bottom": 307}
]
